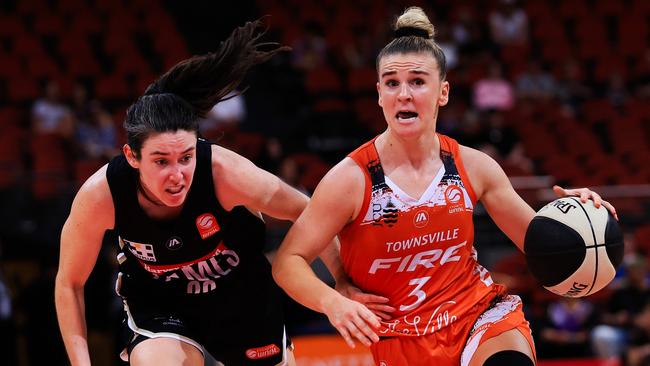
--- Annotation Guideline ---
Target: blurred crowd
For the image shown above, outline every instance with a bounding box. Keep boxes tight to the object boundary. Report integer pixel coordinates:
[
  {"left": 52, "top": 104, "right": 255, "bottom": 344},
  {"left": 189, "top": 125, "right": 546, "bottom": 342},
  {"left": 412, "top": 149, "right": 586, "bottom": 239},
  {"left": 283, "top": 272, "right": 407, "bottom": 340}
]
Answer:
[{"left": 1, "top": 0, "right": 650, "bottom": 365}]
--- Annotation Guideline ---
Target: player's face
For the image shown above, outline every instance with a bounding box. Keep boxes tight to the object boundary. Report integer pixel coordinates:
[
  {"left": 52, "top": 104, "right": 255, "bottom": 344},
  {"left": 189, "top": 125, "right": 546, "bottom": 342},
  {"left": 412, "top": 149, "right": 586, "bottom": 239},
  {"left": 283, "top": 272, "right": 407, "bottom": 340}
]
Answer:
[
  {"left": 376, "top": 52, "right": 449, "bottom": 138},
  {"left": 127, "top": 130, "right": 197, "bottom": 207}
]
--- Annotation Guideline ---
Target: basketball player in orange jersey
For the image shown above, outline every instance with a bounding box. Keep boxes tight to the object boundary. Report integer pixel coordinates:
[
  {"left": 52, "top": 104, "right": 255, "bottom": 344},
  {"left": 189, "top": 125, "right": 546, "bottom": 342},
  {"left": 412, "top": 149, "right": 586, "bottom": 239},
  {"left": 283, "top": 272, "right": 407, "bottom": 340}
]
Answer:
[{"left": 273, "top": 7, "right": 618, "bottom": 366}]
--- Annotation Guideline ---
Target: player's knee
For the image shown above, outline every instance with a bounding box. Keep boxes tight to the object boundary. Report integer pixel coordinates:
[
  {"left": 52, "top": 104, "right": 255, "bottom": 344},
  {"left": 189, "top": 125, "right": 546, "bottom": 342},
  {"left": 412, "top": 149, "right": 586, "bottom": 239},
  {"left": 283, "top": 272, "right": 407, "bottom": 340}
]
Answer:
[{"left": 483, "top": 350, "right": 534, "bottom": 366}]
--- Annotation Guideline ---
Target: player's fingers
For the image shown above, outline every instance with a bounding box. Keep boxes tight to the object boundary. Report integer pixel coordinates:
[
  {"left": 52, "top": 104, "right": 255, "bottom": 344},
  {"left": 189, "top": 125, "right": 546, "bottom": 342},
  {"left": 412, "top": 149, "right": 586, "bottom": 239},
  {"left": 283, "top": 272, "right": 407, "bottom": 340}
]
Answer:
[
  {"left": 602, "top": 200, "right": 619, "bottom": 220},
  {"left": 552, "top": 185, "right": 566, "bottom": 197},
  {"left": 352, "top": 293, "right": 391, "bottom": 304},
  {"left": 349, "top": 318, "right": 376, "bottom": 346},
  {"left": 366, "top": 303, "right": 396, "bottom": 314},
  {"left": 588, "top": 190, "right": 603, "bottom": 207},
  {"left": 358, "top": 307, "right": 381, "bottom": 329},
  {"left": 336, "top": 325, "right": 356, "bottom": 349}
]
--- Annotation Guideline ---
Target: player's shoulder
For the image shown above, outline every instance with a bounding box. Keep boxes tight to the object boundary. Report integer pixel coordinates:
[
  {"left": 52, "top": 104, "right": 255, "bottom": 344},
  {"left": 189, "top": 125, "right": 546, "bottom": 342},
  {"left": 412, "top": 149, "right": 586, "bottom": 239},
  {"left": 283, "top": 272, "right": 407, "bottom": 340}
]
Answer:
[
  {"left": 77, "top": 164, "right": 113, "bottom": 206},
  {"left": 458, "top": 144, "right": 502, "bottom": 174}
]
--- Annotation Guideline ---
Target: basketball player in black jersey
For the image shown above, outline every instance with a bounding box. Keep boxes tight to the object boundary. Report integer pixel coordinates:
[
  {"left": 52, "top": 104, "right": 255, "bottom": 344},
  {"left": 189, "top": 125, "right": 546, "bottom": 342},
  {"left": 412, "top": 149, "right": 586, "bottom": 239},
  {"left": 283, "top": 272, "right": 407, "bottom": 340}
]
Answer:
[{"left": 54, "top": 20, "right": 383, "bottom": 366}]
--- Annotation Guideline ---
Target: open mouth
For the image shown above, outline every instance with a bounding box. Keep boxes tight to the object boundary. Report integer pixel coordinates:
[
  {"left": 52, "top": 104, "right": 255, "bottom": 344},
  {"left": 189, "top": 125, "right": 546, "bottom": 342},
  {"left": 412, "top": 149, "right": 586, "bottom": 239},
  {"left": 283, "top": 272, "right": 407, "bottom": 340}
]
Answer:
[
  {"left": 166, "top": 186, "right": 184, "bottom": 195},
  {"left": 396, "top": 111, "right": 418, "bottom": 121}
]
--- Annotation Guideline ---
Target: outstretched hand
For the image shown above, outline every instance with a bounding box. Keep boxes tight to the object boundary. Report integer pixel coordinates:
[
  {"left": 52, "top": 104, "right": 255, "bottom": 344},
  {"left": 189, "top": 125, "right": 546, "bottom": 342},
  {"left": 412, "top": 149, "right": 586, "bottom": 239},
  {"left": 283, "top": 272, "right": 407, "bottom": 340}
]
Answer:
[
  {"left": 336, "top": 282, "right": 396, "bottom": 320},
  {"left": 553, "top": 185, "right": 618, "bottom": 220},
  {"left": 322, "top": 293, "right": 382, "bottom": 349}
]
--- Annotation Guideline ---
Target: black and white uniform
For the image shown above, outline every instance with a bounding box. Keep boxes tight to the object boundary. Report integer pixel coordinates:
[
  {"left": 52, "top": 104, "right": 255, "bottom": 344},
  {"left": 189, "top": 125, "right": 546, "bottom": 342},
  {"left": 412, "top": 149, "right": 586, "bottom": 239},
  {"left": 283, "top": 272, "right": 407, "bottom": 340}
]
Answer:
[{"left": 106, "top": 140, "right": 289, "bottom": 365}]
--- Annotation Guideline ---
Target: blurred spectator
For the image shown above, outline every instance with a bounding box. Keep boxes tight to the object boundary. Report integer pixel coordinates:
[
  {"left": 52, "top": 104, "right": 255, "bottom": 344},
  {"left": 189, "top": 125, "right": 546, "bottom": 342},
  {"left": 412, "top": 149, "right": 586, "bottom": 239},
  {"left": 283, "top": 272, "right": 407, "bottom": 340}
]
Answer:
[
  {"left": 0, "top": 243, "right": 17, "bottom": 365},
  {"left": 257, "top": 137, "right": 285, "bottom": 174},
  {"left": 556, "top": 59, "right": 593, "bottom": 114},
  {"left": 340, "top": 24, "right": 378, "bottom": 69},
  {"left": 31, "top": 80, "right": 74, "bottom": 139},
  {"left": 483, "top": 110, "right": 533, "bottom": 174},
  {"left": 75, "top": 100, "right": 119, "bottom": 160},
  {"left": 202, "top": 91, "right": 247, "bottom": 129},
  {"left": 515, "top": 61, "right": 558, "bottom": 101},
  {"left": 278, "top": 156, "right": 308, "bottom": 195},
  {"left": 451, "top": 6, "right": 483, "bottom": 56},
  {"left": 592, "top": 254, "right": 650, "bottom": 359},
  {"left": 291, "top": 21, "right": 327, "bottom": 71},
  {"left": 627, "top": 301, "right": 650, "bottom": 366},
  {"left": 488, "top": 0, "right": 529, "bottom": 46},
  {"left": 472, "top": 62, "right": 515, "bottom": 111},
  {"left": 20, "top": 259, "right": 68, "bottom": 365},
  {"left": 437, "top": 24, "right": 459, "bottom": 70},
  {"left": 538, "top": 297, "right": 598, "bottom": 359},
  {"left": 606, "top": 72, "right": 629, "bottom": 109}
]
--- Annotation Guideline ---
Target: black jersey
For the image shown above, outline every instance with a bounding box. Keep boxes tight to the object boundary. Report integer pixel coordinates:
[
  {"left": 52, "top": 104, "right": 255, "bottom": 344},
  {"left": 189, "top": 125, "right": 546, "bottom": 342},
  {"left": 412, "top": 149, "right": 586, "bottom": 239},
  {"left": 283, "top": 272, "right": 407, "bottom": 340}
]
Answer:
[
  {"left": 107, "top": 140, "right": 289, "bottom": 364},
  {"left": 107, "top": 139, "right": 276, "bottom": 302}
]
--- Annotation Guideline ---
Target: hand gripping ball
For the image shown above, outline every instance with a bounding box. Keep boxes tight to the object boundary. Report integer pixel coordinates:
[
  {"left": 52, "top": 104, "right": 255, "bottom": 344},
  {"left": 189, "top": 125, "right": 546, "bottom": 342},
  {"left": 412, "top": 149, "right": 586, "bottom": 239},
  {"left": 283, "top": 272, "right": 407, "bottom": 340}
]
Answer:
[{"left": 524, "top": 197, "right": 624, "bottom": 297}]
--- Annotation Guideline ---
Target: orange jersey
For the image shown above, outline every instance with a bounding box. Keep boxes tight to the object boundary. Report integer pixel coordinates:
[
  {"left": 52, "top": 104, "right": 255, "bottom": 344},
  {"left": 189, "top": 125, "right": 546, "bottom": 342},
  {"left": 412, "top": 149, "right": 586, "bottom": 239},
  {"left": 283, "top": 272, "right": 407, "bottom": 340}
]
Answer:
[{"left": 340, "top": 133, "right": 500, "bottom": 338}]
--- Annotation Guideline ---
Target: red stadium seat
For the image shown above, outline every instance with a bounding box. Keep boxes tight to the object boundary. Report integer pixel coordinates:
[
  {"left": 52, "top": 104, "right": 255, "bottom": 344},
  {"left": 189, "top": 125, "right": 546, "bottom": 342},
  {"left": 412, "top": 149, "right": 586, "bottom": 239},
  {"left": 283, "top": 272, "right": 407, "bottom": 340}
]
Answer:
[
  {"left": 305, "top": 66, "right": 343, "bottom": 96},
  {"left": 347, "top": 66, "right": 378, "bottom": 97},
  {"left": 95, "top": 74, "right": 132, "bottom": 101}
]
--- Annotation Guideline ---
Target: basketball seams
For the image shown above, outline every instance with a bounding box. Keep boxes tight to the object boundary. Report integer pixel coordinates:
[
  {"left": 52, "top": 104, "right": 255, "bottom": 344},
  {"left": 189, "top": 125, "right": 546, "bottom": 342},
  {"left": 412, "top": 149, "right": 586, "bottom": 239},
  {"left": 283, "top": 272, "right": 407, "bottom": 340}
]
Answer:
[{"left": 567, "top": 197, "right": 598, "bottom": 296}]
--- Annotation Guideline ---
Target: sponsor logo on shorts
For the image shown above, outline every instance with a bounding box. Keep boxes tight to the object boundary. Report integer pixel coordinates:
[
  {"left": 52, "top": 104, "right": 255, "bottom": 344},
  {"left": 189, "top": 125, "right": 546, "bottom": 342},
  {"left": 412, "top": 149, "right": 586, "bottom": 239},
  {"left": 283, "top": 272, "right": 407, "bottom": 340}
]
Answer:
[
  {"left": 413, "top": 210, "right": 429, "bottom": 228},
  {"left": 195, "top": 213, "right": 219, "bottom": 239},
  {"left": 245, "top": 344, "right": 280, "bottom": 360}
]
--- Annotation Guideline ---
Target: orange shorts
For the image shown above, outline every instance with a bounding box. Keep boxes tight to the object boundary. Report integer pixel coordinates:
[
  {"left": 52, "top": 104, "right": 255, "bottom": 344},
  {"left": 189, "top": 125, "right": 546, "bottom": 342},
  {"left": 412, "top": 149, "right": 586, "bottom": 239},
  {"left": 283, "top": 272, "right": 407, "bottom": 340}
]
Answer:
[{"left": 370, "top": 294, "right": 536, "bottom": 366}]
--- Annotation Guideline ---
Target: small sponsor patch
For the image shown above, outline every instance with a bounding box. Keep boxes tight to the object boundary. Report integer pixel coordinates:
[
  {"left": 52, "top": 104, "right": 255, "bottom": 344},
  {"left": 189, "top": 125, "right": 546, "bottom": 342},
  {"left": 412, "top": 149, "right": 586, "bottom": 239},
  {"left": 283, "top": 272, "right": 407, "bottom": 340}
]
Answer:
[
  {"left": 166, "top": 236, "right": 183, "bottom": 250},
  {"left": 245, "top": 344, "right": 280, "bottom": 360},
  {"left": 123, "top": 239, "right": 156, "bottom": 262},
  {"left": 413, "top": 210, "right": 429, "bottom": 228},
  {"left": 195, "top": 213, "right": 220, "bottom": 239}
]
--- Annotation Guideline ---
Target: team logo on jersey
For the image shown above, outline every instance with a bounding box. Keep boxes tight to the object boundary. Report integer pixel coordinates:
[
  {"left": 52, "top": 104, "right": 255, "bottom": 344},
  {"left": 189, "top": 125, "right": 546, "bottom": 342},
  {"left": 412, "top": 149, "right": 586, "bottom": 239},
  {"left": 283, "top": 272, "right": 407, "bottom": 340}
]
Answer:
[
  {"left": 123, "top": 239, "right": 157, "bottom": 262},
  {"left": 444, "top": 185, "right": 465, "bottom": 214},
  {"left": 166, "top": 236, "right": 183, "bottom": 250},
  {"left": 195, "top": 213, "right": 220, "bottom": 239},
  {"left": 245, "top": 344, "right": 280, "bottom": 360},
  {"left": 413, "top": 210, "right": 429, "bottom": 228}
]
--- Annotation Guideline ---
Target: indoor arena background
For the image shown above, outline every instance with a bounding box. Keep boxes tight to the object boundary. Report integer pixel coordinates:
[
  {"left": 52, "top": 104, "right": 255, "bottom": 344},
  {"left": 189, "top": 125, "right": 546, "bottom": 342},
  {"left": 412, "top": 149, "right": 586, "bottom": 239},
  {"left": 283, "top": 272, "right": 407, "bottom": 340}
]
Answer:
[{"left": 0, "top": 0, "right": 649, "bottom": 365}]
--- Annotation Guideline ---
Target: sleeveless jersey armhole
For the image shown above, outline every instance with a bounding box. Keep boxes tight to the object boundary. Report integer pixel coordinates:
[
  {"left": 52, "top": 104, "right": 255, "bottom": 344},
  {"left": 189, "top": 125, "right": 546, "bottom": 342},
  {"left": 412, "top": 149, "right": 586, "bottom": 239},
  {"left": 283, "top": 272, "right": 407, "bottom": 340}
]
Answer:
[
  {"left": 438, "top": 133, "right": 478, "bottom": 205},
  {"left": 345, "top": 139, "right": 377, "bottom": 228}
]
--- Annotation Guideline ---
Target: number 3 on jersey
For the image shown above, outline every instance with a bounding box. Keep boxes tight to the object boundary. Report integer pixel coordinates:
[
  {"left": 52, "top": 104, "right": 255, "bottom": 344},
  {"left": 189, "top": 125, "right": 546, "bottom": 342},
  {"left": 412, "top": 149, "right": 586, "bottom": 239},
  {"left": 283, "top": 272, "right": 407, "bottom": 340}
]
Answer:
[{"left": 399, "top": 276, "right": 431, "bottom": 311}]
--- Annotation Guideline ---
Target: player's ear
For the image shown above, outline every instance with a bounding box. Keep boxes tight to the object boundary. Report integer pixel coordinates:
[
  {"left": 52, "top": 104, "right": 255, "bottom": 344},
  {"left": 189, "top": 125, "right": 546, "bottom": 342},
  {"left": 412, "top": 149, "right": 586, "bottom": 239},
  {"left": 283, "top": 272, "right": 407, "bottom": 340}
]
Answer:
[{"left": 123, "top": 144, "right": 139, "bottom": 169}]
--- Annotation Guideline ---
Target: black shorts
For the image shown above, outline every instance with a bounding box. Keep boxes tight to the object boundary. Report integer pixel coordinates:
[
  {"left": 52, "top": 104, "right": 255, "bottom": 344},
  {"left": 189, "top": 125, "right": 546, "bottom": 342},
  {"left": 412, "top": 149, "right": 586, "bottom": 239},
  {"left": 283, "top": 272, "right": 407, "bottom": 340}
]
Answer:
[{"left": 119, "top": 289, "right": 290, "bottom": 365}]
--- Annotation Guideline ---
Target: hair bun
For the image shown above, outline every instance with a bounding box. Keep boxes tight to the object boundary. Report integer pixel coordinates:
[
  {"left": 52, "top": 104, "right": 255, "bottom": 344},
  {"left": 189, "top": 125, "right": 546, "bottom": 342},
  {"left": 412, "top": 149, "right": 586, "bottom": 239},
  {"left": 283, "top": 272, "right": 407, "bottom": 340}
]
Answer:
[{"left": 394, "top": 26, "right": 431, "bottom": 39}]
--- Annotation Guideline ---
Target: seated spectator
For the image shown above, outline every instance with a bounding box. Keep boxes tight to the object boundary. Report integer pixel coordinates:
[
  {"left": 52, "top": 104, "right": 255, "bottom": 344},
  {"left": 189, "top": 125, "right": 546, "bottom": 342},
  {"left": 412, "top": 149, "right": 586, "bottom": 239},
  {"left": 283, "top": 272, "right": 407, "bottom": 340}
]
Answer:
[
  {"left": 538, "top": 297, "right": 599, "bottom": 359},
  {"left": 483, "top": 110, "right": 533, "bottom": 174},
  {"left": 627, "top": 301, "right": 650, "bottom": 366},
  {"left": 75, "top": 100, "right": 118, "bottom": 160},
  {"left": 31, "top": 80, "right": 74, "bottom": 140},
  {"left": 199, "top": 91, "right": 247, "bottom": 136},
  {"left": 472, "top": 62, "right": 515, "bottom": 111},
  {"left": 592, "top": 254, "right": 650, "bottom": 359},
  {"left": 290, "top": 21, "right": 327, "bottom": 72},
  {"left": 556, "top": 59, "right": 593, "bottom": 114},
  {"left": 488, "top": 0, "right": 529, "bottom": 47},
  {"left": 515, "top": 61, "right": 558, "bottom": 101}
]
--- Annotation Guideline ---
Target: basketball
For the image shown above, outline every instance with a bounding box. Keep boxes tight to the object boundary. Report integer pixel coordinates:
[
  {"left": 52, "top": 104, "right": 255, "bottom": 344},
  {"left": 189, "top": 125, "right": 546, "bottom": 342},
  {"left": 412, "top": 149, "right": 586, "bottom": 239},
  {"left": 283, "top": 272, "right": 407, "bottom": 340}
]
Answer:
[{"left": 524, "top": 197, "right": 624, "bottom": 298}]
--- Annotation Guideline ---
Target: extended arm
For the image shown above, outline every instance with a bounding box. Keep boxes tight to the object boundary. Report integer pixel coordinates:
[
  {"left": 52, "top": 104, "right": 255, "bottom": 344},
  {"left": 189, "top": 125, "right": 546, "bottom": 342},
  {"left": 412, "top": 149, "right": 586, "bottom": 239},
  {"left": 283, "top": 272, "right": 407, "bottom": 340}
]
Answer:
[
  {"left": 212, "top": 145, "right": 349, "bottom": 284},
  {"left": 54, "top": 166, "right": 114, "bottom": 365},
  {"left": 272, "top": 159, "right": 381, "bottom": 348}
]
